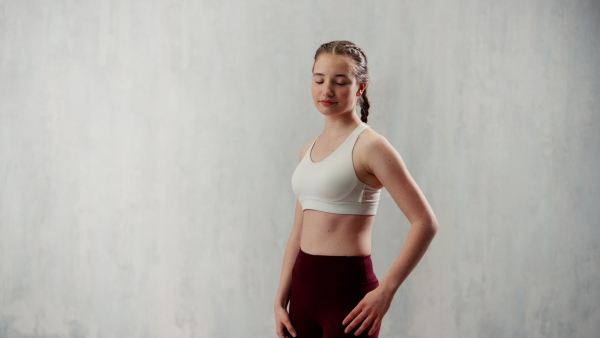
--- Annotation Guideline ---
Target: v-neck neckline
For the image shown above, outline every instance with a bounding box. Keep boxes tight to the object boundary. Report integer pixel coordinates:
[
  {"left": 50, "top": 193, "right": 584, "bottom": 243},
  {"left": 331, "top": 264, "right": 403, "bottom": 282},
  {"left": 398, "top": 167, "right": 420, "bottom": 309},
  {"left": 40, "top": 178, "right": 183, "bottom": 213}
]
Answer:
[{"left": 308, "top": 123, "right": 364, "bottom": 164}]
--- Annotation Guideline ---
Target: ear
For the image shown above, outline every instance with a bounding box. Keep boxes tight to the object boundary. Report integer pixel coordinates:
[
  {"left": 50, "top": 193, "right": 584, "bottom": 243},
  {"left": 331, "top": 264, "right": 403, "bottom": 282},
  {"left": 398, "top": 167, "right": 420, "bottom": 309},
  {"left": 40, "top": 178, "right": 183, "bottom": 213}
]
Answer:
[{"left": 356, "top": 83, "right": 367, "bottom": 96}]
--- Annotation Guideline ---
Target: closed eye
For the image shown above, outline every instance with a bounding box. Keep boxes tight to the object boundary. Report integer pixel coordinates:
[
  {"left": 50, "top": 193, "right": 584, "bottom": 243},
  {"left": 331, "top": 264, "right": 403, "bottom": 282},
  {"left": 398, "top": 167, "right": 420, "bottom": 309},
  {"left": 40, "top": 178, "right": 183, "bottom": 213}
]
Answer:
[{"left": 314, "top": 81, "right": 348, "bottom": 86}]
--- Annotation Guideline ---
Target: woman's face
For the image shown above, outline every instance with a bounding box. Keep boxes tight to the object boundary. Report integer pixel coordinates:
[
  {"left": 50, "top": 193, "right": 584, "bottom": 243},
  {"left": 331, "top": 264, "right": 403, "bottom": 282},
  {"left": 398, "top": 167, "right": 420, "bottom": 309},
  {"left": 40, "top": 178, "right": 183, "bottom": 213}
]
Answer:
[{"left": 311, "top": 54, "right": 365, "bottom": 118}]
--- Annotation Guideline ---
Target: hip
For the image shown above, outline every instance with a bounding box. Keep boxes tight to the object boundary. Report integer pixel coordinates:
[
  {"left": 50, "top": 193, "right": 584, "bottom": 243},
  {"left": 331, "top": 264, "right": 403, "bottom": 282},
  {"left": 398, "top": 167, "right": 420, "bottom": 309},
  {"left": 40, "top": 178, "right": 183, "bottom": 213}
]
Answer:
[{"left": 291, "top": 248, "right": 379, "bottom": 288}]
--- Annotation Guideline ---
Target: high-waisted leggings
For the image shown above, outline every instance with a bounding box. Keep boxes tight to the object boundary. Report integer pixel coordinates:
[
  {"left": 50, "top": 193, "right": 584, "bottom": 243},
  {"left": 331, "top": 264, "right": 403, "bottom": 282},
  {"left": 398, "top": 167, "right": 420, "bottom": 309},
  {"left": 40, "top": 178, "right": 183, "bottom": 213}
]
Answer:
[{"left": 289, "top": 248, "right": 380, "bottom": 338}]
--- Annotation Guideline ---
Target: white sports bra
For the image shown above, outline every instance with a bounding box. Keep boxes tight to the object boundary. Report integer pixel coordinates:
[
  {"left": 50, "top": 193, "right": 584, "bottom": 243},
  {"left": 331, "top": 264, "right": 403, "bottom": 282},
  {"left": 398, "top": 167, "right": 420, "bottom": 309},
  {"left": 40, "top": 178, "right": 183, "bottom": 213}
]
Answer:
[{"left": 291, "top": 122, "right": 381, "bottom": 215}]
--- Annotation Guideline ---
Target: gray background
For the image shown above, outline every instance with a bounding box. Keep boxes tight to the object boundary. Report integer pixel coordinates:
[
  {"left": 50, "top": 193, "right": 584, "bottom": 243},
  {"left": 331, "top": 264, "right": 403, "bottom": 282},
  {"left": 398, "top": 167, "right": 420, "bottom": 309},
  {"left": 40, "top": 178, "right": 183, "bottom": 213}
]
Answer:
[{"left": 1, "top": 0, "right": 599, "bottom": 337}]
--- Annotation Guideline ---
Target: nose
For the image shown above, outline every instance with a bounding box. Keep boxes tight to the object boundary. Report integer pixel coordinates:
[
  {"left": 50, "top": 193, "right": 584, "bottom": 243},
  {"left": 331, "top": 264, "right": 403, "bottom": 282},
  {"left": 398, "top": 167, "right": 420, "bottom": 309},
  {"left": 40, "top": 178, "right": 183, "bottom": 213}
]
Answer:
[{"left": 324, "top": 84, "right": 334, "bottom": 97}]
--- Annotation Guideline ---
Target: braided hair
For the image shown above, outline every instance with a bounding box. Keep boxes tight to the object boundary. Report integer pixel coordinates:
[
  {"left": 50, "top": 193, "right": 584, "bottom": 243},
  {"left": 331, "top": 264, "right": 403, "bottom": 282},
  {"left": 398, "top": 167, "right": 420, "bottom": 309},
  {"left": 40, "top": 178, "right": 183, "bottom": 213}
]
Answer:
[{"left": 313, "top": 41, "right": 371, "bottom": 123}]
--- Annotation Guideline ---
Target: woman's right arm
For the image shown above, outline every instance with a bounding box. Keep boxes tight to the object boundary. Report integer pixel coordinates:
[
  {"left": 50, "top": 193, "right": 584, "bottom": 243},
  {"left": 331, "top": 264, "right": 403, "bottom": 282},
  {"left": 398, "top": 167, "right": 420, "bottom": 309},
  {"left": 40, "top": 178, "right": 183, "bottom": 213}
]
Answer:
[
  {"left": 274, "top": 199, "right": 304, "bottom": 309},
  {"left": 273, "top": 200, "right": 303, "bottom": 337},
  {"left": 274, "top": 141, "right": 311, "bottom": 338}
]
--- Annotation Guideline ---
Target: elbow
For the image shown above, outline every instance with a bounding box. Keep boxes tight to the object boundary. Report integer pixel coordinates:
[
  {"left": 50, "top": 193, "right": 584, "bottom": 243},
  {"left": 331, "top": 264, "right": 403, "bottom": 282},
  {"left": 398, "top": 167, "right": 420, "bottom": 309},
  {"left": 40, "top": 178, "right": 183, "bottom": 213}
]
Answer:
[
  {"left": 423, "top": 217, "right": 439, "bottom": 236},
  {"left": 430, "top": 219, "right": 439, "bottom": 235},
  {"left": 411, "top": 217, "right": 439, "bottom": 236}
]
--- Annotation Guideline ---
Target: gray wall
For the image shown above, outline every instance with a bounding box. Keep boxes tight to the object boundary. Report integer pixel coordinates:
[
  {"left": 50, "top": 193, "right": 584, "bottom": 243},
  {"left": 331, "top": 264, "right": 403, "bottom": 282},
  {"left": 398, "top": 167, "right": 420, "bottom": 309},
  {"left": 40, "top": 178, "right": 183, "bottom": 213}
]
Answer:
[{"left": 1, "top": 1, "right": 598, "bottom": 337}]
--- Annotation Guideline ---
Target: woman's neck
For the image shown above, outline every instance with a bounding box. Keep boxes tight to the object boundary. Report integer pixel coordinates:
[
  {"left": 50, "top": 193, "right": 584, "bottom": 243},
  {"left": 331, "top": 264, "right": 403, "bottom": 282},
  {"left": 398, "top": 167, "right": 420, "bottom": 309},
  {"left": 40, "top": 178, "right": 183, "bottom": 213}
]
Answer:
[{"left": 322, "top": 113, "right": 362, "bottom": 137}]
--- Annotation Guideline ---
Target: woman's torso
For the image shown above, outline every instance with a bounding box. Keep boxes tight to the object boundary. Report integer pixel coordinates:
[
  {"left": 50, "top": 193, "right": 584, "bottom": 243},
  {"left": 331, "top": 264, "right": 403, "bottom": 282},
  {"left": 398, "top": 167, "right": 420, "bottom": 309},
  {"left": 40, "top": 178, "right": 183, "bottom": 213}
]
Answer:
[{"left": 297, "top": 124, "right": 383, "bottom": 257}]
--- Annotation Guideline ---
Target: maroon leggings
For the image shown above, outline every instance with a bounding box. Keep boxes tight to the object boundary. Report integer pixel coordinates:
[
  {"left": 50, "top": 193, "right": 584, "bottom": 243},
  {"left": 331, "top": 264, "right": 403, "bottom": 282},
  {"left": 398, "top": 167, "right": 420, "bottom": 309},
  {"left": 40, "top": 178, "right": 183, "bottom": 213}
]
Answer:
[{"left": 289, "top": 248, "right": 381, "bottom": 338}]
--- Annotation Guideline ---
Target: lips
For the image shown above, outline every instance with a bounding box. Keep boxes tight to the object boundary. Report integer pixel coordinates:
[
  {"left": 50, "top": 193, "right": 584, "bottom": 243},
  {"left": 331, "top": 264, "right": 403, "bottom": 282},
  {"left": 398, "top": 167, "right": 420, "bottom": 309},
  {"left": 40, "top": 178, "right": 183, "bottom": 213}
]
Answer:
[{"left": 320, "top": 100, "right": 337, "bottom": 106}]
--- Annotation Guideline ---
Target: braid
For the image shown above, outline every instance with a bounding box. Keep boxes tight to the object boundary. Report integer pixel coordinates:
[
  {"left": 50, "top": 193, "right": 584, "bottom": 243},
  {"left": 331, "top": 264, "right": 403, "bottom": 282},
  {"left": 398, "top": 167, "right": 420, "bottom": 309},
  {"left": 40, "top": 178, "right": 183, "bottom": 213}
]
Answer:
[{"left": 359, "top": 88, "right": 370, "bottom": 123}]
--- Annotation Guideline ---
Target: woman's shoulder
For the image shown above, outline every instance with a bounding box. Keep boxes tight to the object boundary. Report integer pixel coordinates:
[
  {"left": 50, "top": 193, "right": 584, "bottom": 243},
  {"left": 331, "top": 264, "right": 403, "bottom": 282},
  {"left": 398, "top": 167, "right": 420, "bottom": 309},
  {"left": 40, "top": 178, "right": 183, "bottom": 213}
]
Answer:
[
  {"left": 356, "top": 126, "right": 400, "bottom": 164},
  {"left": 359, "top": 125, "right": 393, "bottom": 151}
]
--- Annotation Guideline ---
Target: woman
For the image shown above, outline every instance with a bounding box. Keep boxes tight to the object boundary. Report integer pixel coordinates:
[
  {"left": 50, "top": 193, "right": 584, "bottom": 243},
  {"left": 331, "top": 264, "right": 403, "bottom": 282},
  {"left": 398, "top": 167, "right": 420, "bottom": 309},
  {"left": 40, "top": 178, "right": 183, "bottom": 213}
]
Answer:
[{"left": 274, "top": 40, "right": 439, "bottom": 338}]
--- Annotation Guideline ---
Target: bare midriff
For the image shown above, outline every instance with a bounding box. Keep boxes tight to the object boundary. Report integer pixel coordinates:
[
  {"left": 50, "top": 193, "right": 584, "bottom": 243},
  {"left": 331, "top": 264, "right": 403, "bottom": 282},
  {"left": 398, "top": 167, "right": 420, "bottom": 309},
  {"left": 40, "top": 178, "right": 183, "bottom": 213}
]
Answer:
[{"left": 300, "top": 209, "right": 375, "bottom": 257}]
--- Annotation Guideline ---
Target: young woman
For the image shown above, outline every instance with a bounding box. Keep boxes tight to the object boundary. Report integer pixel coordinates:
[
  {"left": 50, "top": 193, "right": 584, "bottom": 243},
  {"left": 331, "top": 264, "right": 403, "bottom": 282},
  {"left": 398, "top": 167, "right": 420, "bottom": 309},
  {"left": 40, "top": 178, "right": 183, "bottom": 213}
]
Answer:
[{"left": 274, "top": 40, "right": 439, "bottom": 338}]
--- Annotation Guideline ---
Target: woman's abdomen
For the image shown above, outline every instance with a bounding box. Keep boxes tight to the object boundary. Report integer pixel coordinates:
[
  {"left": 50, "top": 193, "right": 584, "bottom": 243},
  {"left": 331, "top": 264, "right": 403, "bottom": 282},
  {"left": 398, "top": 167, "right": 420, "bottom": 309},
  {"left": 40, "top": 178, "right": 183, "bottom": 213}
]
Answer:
[{"left": 300, "top": 209, "right": 375, "bottom": 256}]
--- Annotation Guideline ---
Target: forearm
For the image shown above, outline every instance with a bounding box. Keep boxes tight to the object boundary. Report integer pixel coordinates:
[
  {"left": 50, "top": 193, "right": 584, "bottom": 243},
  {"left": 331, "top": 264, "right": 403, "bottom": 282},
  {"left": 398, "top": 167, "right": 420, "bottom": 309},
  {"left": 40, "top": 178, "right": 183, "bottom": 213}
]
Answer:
[
  {"left": 274, "top": 234, "right": 301, "bottom": 309},
  {"left": 378, "top": 220, "right": 439, "bottom": 296}
]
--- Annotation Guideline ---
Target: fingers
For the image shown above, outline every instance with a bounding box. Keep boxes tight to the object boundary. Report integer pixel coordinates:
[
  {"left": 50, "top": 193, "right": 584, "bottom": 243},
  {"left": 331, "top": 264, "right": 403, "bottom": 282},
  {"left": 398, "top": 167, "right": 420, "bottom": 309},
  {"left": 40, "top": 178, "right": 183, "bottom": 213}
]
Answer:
[
  {"left": 276, "top": 319, "right": 296, "bottom": 338},
  {"left": 354, "top": 314, "right": 376, "bottom": 336},
  {"left": 276, "top": 322, "right": 285, "bottom": 338},
  {"left": 276, "top": 326, "right": 284, "bottom": 338},
  {"left": 343, "top": 301, "right": 382, "bottom": 336},
  {"left": 276, "top": 326, "right": 293, "bottom": 338},
  {"left": 342, "top": 304, "right": 362, "bottom": 326},
  {"left": 344, "top": 310, "right": 369, "bottom": 334},
  {"left": 368, "top": 317, "right": 382, "bottom": 336},
  {"left": 275, "top": 306, "right": 297, "bottom": 338},
  {"left": 283, "top": 319, "right": 297, "bottom": 337}
]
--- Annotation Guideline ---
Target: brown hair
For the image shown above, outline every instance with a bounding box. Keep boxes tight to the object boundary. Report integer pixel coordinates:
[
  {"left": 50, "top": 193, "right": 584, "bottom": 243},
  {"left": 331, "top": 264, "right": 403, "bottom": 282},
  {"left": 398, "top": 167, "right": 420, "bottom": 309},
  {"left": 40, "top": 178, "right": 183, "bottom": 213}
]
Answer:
[{"left": 313, "top": 40, "right": 371, "bottom": 123}]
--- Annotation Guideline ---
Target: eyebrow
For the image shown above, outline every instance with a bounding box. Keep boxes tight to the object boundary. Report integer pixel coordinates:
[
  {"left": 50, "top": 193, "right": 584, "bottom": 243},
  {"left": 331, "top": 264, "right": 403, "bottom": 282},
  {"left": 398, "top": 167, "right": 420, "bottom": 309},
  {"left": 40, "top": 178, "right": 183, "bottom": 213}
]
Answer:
[{"left": 312, "top": 73, "right": 350, "bottom": 79}]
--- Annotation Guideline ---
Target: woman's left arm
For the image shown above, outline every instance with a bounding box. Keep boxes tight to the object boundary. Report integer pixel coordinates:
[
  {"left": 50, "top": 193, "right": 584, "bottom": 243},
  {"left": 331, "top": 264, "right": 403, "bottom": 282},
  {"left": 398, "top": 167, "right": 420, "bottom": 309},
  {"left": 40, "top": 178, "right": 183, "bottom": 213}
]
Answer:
[{"left": 342, "top": 134, "right": 439, "bottom": 336}]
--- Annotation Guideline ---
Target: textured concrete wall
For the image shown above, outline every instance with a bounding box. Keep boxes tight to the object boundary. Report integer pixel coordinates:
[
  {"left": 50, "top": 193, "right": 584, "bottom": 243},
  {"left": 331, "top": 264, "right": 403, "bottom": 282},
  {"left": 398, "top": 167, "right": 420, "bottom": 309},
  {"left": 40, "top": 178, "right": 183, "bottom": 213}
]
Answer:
[{"left": 1, "top": 1, "right": 598, "bottom": 337}]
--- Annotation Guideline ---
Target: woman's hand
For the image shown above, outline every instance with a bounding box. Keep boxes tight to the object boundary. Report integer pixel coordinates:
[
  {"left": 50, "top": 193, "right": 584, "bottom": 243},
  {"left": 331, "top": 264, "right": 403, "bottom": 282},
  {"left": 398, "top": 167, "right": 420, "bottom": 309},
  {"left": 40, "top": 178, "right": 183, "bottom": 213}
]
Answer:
[
  {"left": 342, "top": 286, "right": 394, "bottom": 336},
  {"left": 274, "top": 305, "right": 297, "bottom": 338}
]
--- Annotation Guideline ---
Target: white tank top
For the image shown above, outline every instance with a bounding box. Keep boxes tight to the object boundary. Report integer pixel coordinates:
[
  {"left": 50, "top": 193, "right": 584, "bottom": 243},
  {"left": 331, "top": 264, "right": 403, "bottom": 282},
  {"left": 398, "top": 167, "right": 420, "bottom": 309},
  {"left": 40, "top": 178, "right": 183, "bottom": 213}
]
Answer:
[{"left": 291, "top": 122, "right": 381, "bottom": 215}]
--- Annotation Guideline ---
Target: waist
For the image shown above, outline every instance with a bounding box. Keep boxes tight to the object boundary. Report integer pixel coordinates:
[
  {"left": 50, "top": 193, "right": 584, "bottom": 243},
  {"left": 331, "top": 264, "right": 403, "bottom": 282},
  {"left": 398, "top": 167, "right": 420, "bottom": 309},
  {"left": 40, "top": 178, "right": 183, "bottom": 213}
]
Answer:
[
  {"left": 292, "top": 248, "right": 378, "bottom": 286},
  {"left": 300, "top": 210, "right": 374, "bottom": 256}
]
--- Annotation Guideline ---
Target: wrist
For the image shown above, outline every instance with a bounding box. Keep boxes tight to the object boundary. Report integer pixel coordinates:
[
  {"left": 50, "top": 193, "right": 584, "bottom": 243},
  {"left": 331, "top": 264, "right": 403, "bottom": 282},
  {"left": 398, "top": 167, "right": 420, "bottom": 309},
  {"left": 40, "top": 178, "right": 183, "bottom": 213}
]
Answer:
[
  {"left": 274, "top": 299, "right": 289, "bottom": 310},
  {"left": 378, "top": 279, "right": 400, "bottom": 297}
]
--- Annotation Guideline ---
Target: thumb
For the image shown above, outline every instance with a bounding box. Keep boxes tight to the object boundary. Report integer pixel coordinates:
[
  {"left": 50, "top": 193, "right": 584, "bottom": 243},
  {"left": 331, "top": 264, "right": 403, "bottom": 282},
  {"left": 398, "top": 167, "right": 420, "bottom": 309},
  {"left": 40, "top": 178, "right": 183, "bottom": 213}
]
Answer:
[{"left": 284, "top": 318, "right": 297, "bottom": 337}]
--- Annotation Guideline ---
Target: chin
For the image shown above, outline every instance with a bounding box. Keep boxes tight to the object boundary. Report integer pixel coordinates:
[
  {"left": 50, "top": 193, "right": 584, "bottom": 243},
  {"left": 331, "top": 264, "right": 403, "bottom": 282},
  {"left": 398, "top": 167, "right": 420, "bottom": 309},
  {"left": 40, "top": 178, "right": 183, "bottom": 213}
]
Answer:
[{"left": 316, "top": 108, "right": 337, "bottom": 116}]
